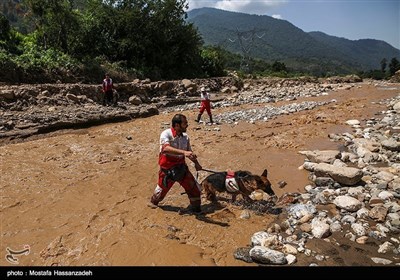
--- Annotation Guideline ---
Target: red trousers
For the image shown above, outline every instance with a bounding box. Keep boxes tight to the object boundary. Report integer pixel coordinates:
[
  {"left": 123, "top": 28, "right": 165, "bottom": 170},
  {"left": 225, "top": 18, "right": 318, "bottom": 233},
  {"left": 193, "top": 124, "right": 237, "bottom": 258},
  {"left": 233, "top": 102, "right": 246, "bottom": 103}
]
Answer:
[
  {"left": 151, "top": 167, "right": 201, "bottom": 207},
  {"left": 200, "top": 100, "right": 211, "bottom": 115}
]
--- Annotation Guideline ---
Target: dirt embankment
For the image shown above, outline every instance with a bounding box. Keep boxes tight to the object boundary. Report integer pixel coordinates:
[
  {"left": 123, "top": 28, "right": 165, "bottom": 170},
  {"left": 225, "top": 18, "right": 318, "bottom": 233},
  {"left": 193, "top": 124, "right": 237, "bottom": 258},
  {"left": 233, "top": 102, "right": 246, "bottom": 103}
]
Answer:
[{"left": 0, "top": 75, "right": 359, "bottom": 144}]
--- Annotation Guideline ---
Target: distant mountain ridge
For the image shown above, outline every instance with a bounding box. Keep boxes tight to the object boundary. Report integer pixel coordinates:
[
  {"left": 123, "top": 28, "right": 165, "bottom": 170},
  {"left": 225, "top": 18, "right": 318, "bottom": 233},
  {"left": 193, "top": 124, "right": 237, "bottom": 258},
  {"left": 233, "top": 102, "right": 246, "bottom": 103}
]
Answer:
[
  {"left": 308, "top": 32, "right": 399, "bottom": 70},
  {"left": 187, "top": 7, "right": 400, "bottom": 74}
]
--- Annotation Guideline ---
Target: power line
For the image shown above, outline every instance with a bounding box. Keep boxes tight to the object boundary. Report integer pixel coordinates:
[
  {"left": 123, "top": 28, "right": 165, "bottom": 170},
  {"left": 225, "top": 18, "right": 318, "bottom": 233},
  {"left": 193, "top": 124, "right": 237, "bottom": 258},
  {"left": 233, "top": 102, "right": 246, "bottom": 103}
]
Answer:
[{"left": 228, "top": 27, "right": 265, "bottom": 72}]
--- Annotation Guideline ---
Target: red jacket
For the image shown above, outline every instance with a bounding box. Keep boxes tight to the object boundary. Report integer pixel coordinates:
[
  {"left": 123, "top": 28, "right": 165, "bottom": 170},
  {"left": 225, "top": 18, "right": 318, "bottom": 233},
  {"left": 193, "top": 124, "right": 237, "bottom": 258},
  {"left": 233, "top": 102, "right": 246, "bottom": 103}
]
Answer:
[
  {"left": 102, "top": 78, "right": 113, "bottom": 92},
  {"left": 158, "top": 128, "right": 190, "bottom": 169}
]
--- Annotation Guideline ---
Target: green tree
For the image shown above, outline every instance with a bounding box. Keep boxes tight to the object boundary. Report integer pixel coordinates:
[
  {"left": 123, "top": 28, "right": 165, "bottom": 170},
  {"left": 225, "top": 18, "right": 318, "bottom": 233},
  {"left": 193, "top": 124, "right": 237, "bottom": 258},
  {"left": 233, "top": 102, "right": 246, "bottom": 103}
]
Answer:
[
  {"left": 0, "top": 13, "right": 22, "bottom": 54},
  {"left": 72, "top": 0, "right": 203, "bottom": 79},
  {"left": 272, "top": 60, "right": 287, "bottom": 72},
  {"left": 380, "top": 58, "right": 387, "bottom": 73},
  {"left": 23, "top": 0, "right": 80, "bottom": 52},
  {"left": 201, "top": 46, "right": 225, "bottom": 77},
  {"left": 138, "top": 0, "right": 203, "bottom": 79},
  {"left": 388, "top": 57, "right": 400, "bottom": 76},
  {"left": 364, "top": 69, "right": 385, "bottom": 80},
  {"left": 0, "top": 13, "right": 11, "bottom": 41},
  {"left": 6, "top": 0, "right": 205, "bottom": 81}
]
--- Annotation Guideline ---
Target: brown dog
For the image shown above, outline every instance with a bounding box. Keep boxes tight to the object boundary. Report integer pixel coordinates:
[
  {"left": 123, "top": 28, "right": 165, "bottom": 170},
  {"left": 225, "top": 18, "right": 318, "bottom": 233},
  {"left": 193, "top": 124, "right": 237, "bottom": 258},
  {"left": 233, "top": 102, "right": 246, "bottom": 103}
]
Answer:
[{"left": 201, "top": 169, "right": 275, "bottom": 203}]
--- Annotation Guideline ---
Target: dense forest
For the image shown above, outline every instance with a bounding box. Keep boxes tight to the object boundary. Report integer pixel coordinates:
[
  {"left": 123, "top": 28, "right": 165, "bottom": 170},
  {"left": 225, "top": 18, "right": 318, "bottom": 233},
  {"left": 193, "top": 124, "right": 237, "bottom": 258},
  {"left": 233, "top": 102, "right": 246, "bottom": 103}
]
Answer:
[
  {"left": 1, "top": 0, "right": 399, "bottom": 84},
  {"left": 1, "top": 0, "right": 222, "bottom": 83}
]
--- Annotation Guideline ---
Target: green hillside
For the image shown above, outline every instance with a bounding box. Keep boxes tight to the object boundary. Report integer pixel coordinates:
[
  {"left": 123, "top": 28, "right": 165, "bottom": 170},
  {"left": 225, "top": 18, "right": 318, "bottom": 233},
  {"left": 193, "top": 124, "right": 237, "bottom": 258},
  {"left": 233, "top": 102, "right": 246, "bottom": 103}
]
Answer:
[
  {"left": 187, "top": 7, "right": 400, "bottom": 75},
  {"left": 309, "top": 31, "right": 400, "bottom": 70},
  {"left": 2, "top": 3, "right": 399, "bottom": 81}
]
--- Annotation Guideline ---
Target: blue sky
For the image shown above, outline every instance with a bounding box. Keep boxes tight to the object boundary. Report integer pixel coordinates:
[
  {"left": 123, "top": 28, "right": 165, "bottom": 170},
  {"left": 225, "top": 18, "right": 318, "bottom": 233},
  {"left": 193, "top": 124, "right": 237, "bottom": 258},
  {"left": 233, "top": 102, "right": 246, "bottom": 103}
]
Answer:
[{"left": 187, "top": 0, "right": 400, "bottom": 50}]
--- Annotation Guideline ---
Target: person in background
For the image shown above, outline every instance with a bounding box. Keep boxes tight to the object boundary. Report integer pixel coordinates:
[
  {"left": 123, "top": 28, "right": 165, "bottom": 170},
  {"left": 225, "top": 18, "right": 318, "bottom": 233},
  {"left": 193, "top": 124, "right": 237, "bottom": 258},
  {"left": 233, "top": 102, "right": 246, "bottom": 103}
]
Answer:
[
  {"left": 196, "top": 87, "right": 213, "bottom": 124},
  {"left": 102, "top": 73, "right": 114, "bottom": 106},
  {"left": 149, "top": 114, "right": 203, "bottom": 214}
]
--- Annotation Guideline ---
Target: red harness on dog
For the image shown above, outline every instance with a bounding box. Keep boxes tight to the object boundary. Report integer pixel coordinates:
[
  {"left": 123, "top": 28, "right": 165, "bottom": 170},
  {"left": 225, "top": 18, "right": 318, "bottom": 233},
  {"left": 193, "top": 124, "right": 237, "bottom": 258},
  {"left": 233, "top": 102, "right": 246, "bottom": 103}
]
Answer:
[{"left": 225, "top": 170, "right": 239, "bottom": 193}]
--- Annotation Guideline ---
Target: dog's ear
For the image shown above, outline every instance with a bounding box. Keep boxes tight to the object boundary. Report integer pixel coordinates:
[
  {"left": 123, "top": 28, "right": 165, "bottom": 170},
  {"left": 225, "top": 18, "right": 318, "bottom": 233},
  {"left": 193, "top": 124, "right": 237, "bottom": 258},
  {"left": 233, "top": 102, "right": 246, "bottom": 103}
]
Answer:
[{"left": 261, "top": 169, "right": 268, "bottom": 178}]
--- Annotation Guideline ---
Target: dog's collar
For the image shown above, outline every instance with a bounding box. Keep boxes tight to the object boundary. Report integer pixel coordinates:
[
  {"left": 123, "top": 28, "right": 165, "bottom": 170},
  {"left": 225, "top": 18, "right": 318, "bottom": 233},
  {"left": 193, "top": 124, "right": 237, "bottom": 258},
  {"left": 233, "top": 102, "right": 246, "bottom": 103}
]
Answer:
[
  {"left": 225, "top": 170, "right": 239, "bottom": 193},
  {"left": 227, "top": 170, "right": 235, "bottom": 178}
]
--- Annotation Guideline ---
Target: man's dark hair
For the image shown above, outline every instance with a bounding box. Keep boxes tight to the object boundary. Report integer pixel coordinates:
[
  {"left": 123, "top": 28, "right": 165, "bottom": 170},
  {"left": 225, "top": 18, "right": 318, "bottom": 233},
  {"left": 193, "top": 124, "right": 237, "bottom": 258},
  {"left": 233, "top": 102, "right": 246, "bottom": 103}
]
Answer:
[{"left": 172, "top": 114, "right": 186, "bottom": 127}]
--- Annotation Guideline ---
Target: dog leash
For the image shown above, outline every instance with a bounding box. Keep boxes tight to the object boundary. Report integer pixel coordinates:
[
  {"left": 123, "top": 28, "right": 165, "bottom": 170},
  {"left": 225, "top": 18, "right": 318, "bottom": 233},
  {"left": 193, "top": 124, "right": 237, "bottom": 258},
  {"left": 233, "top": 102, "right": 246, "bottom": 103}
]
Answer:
[
  {"left": 201, "top": 168, "right": 221, "bottom": 174},
  {"left": 180, "top": 168, "right": 222, "bottom": 196}
]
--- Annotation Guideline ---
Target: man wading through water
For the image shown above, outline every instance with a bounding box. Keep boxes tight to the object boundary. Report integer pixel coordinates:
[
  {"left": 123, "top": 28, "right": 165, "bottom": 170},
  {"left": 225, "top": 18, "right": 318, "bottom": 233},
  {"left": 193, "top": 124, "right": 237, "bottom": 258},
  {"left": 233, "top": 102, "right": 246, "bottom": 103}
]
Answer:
[{"left": 149, "top": 114, "right": 203, "bottom": 213}]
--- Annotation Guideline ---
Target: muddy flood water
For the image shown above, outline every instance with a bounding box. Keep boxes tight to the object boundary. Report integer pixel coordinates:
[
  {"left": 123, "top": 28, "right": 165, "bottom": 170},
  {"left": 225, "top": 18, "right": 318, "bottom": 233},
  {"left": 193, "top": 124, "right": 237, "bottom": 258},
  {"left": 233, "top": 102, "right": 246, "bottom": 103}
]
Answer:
[{"left": 1, "top": 82, "right": 399, "bottom": 270}]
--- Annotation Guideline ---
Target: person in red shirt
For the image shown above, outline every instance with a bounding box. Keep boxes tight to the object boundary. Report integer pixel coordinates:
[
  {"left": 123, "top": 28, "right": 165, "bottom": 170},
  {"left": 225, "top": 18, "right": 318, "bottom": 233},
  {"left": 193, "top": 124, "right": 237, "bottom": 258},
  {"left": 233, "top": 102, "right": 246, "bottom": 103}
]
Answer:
[
  {"left": 149, "top": 114, "right": 203, "bottom": 213},
  {"left": 196, "top": 87, "right": 213, "bottom": 124},
  {"left": 102, "top": 73, "right": 114, "bottom": 106}
]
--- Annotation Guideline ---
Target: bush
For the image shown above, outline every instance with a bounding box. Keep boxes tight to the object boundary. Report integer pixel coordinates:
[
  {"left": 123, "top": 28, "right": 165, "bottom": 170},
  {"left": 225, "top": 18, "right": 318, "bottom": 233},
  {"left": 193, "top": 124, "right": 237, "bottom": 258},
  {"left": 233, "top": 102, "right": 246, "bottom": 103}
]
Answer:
[
  {"left": 201, "top": 47, "right": 226, "bottom": 77},
  {"left": 359, "top": 70, "right": 386, "bottom": 80},
  {"left": 64, "top": 56, "right": 142, "bottom": 83}
]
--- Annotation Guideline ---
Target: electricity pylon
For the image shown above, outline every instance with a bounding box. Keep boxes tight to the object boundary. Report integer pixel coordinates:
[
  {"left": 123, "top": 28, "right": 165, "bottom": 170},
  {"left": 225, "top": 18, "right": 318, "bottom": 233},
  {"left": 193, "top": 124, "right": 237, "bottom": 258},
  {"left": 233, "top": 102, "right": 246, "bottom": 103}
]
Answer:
[{"left": 229, "top": 28, "right": 265, "bottom": 72}]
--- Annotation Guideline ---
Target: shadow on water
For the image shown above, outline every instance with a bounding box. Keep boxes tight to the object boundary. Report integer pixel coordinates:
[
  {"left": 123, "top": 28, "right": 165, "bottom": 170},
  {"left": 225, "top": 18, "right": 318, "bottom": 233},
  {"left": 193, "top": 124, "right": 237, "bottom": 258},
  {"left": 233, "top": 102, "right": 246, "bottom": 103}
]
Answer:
[{"left": 158, "top": 204, "right": 230, "bottom": 227}]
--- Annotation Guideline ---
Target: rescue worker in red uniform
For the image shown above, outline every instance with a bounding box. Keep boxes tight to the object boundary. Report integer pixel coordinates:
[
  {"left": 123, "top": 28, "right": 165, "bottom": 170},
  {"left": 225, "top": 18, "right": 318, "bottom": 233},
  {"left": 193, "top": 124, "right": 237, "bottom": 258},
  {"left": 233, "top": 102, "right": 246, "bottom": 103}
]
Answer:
[
  {"left": 196, "top": 87, "right": 213, "bottom": 124},
  {"left": 149, "top": 114, "right": 203, "bottom": 213},
  {"left": 102, "top": 73, "right": 114, "bottom": 106}
]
